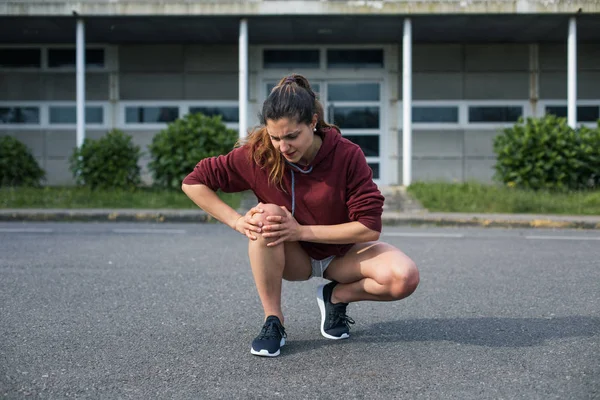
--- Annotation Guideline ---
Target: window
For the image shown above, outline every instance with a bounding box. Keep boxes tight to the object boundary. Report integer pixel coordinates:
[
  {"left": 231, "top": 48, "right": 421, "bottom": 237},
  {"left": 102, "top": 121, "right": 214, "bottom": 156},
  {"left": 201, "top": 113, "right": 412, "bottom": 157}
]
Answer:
[
  {"left": 125, "top": 106, "right": 179, "bottom": 124},
  {"left": 0, "top": 107, "right": 40, "bottom": 124},
  {"left": 0, "top": 48, "right": 41, "bottom": 68},
  {"left": 263, "top": 49, "right": 320, "bottom": 69},
  {"left": 48, "top": 48, "right": 105, "bottom": 68},
  {"left": 328, "top": 83, "right": 379, "bottom": 102},
  {"left": 49, "top": 106, "right": 104, "bottom": 124},
  {"left": 367, "top": 163, "right": 380, "bottom": 180},
  {"left": 545, "top": 106, "right": 599, "bottom": 123},
  {"left": 189, "top": 106, "right": 239, "bottom": 123},
  {"left": 327, "top": 49, "right": 384, "bottom": 69},
  {"left": 413, "top": 106, "right": 459, "bottom": 123},
  {"left": 468, "top": 106, "right": 522, "bottom": 123},
  {"left": 344, "top": 135, "right": 379, "bottom": 157},
  {"left": 331, "top": 106, "right": 379, "bottom": 129}
]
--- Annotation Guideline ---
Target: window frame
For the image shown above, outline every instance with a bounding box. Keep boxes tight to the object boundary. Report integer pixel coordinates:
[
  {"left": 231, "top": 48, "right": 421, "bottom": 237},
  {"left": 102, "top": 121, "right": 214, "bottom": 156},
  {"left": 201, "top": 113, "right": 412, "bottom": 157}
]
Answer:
[
  {"left": 0, "top": 44, "right": 112, "bottom": 72},
  {"left": 184, "top": 101, "right": 240, "bottom": 131},
  {"left": 466, "top": 102, "right": 526, "bottom": 126},
  {"left": 47, "top": 101, "right": 109, "bottom": 129},
  {"left": 0, "top": 102, "right": 43, "bottom": 128},
  {"left": 262, "top": 48, "right": 321, "bottom": 70},
  {"left": 118, "top": 101, "right": 240, "bottom": 131},
  {"left": 0, "top": 47, "right": 42, "bottom": 70},
  {"left": 399, "top": 100, "right": 532, "bottom": 130},
  {"left": 46, "top": 46, "right": 107, "bottom": 71},
  {"left": 0, "top": 101, "right": 112, "bottom": 129},
  {"left": 326, "top": 48, "right": 385, "bottom": 70},
  {"left": 256, "top": 44, "right": 389, "bottom": 79},
  {"left": 538, "top": 99, "right": 600, "bottom": 128},
  {"left": 120, "top": 101, "right": 182, "bottom": 128}
]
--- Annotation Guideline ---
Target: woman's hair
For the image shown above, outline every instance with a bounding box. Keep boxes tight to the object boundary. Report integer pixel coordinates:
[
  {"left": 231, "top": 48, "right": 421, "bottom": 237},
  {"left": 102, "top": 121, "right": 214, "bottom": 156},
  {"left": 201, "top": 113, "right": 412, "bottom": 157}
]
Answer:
[{"left": 237, "top": 74, "right": 337, "bottom": 187}]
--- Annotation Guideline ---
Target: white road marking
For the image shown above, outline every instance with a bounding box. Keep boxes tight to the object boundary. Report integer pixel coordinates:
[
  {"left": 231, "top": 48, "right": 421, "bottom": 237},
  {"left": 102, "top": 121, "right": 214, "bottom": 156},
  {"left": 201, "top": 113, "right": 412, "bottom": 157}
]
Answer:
[
  {"left": 382, "top": 232, "right": 464, "bottom": 238},
  {"left": 112, "top": 228, "right": 187, "bottom": 234},
  {"left": 526, "top": 235, "right": 600, "bottom": 241},
  {"left": 0, "top": 228, "right": 54, "bottom": 233}
]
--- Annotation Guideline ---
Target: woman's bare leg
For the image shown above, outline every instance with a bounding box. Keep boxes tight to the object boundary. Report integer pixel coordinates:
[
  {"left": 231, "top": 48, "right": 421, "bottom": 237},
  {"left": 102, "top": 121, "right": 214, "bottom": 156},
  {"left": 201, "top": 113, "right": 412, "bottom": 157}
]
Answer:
[
  {"left": 324, "top": 242, "right": 420, "bottom": 304},
  {"left": 247, "top": 203, "right": 312, "bottom": 323}
]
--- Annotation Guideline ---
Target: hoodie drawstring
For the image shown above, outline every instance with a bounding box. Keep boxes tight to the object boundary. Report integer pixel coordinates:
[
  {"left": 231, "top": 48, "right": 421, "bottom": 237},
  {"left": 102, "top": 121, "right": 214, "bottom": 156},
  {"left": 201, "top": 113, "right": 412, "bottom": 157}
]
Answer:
[{"left": 285, "top": 161, "right": 313, "bottom": 217}]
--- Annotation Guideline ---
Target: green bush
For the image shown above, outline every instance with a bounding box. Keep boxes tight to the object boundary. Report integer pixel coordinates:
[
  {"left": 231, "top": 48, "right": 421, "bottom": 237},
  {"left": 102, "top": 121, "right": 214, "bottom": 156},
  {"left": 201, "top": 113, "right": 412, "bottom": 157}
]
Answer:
[
  {"left": 148, "top": 112, "right": 237, "bottom": 190},
  {"left": 69, "top": 129, "right": 142, "bottom": 189},
  {"left": 493, "top": 115, "right": 600, "bottom": 191},
  {"left": 0, "top": 136, "right": 45, "bottom": 187}
]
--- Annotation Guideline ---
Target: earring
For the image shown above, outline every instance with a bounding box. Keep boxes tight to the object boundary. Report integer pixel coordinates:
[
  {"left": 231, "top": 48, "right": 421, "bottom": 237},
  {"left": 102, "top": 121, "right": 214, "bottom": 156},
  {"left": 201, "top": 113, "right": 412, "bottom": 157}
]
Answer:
[{"left": 313, "top": 127, "right": 317, "bottom": 132}]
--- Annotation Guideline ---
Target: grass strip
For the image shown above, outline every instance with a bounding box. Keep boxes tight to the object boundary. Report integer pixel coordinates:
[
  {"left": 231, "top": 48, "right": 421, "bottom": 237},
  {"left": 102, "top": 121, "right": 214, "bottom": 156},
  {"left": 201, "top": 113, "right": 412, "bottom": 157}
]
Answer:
[
  {"left": 407, "top": 182, "right": 600, "bottom": 215},
  {"left": 0, "top": 187, "right": 241, "bottom": 210}
]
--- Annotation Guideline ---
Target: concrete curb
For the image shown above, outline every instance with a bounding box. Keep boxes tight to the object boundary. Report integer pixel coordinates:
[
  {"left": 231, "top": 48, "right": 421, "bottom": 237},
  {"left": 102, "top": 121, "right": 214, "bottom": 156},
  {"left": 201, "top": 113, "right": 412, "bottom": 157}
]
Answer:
[
  {"left": 382, "top": 212, "right": 600, "bottom": 230},
  {"left": 0, "top": 209, "right": 213, "bottom": 223},
  {"left": 1, "top": 209, "right": 599, "bottom": 229}
]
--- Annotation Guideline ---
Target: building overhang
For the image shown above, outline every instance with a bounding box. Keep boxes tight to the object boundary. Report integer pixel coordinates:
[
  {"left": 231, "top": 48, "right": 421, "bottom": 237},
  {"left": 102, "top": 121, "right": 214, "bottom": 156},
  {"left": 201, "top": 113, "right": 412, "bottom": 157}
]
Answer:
[
  {"left": 1, "top": 14, "right": 600, "bottom": 44},
  {"left": 2, "top": 0, "right": 600, "bottom": 17}
]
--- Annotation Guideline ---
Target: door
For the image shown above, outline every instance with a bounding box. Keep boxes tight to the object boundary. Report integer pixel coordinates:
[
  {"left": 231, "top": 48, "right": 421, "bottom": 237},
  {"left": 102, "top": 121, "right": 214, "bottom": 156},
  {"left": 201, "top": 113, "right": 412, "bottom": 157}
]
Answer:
[{"left": 264, "top": 80, "right": 383, "bottom": 184}]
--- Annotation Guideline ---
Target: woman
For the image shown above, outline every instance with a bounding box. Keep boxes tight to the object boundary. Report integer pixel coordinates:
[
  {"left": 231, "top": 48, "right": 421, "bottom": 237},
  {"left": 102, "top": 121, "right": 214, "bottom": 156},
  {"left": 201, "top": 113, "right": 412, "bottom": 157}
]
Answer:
[{"left": 182, "top": 74, "right": 419, "bottom": 357}]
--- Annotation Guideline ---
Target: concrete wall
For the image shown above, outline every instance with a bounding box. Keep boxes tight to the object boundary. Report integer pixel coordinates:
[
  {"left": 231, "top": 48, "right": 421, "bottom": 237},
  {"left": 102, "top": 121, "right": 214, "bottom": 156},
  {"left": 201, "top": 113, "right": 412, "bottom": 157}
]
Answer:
[
  {"left": 2, "top": 42, "right": 600, "bottom": 185},
  {"left": 116, "top": 44, "right": 239, "bottom": 184},
  {"left": 398, "top": 129, "right": 501, "bottom": 182},
  {"left": 396, "top": 42, "right": 600, "bottom": 183},
  {"left": 0, "top": 72, "right": 110, "bottom": 101},
  {"left": 539, "top": 43, "right": 600, "bottom": 99},
  {"left": 1, "top": 45, "right": 239, "bottom": 185},
  {"left": 409, "top": 44, "right": 530, "bottom": 101},
  {"left": 119, "top": 45, "right": 238, "bottom": 100}
]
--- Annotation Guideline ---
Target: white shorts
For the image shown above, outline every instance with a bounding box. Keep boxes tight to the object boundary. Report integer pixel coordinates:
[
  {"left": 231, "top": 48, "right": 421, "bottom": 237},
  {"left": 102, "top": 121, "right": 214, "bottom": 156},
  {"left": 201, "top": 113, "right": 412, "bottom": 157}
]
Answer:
[{"left": 310, "top": 255, "right": 336, "bottom": 278}]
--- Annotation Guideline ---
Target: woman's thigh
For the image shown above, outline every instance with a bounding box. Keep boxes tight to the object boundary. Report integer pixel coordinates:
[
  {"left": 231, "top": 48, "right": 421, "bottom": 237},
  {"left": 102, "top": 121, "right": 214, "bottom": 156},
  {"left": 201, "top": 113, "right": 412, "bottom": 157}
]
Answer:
[
  {"left": 249, "top": 202, "right": 312, "bottom": 281},
  {"left": 324, "top": 241, "right": 417, "bottom": 285},
  {"left": 281, "top": 241, "right": 312, "bottom": 281}
]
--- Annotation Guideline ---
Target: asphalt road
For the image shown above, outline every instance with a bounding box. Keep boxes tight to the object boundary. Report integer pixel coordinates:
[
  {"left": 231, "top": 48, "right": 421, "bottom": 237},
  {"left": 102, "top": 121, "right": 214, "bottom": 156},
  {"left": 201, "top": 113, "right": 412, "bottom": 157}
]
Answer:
[{"left": 1, "top": 222, "right": 599, "bottom": 399}]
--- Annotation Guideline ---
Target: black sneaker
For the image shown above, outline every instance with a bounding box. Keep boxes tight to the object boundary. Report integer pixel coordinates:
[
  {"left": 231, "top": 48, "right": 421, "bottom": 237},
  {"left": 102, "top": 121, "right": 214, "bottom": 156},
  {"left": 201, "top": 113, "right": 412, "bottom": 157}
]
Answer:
[
  {"left": 317, "top": 282, "right": 355, "bottom": 340},
  {"left": 250, "top": 315, "right": 287, "bottom": 357}
]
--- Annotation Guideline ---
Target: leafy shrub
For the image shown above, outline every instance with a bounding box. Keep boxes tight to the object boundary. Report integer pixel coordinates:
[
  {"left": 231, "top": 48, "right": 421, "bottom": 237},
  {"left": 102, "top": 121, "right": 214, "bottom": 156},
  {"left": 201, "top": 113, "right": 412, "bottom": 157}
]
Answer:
[
  {"left": 493, "top": 115, "right": 600, "bottom": 191},
  {"left": 69, "top": 129, "right": 141, "bottom": 189},
  {"left": 148, "top": 112, "right": 237, "bottom": 190},
  {"left": 576, "top": 124, "right": 600, "bottom": 188},
  {"left": 0, "top": 136, "right": 45, "bottom": 187}
]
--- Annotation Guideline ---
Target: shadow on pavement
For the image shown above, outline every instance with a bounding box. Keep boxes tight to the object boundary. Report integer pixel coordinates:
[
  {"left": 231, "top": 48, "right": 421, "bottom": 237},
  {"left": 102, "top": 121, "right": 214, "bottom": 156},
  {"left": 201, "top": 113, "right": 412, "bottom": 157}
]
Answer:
[{"left": 284, "top": 316, "right": 600, "bottom": 355}]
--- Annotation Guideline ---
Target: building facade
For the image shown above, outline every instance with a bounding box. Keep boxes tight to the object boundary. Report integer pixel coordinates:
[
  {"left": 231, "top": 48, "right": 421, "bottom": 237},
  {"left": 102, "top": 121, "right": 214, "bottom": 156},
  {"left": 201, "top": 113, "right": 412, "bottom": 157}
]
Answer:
[{"left": 1, "top": 1, "right": 599, "bottom": 186}]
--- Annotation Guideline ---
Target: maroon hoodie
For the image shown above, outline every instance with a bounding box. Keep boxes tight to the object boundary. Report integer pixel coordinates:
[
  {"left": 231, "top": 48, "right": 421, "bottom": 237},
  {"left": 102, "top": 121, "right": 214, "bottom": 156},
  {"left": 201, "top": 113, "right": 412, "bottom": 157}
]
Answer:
[{"left": 182, "top": 127, "right": 384, "bottom": 260}]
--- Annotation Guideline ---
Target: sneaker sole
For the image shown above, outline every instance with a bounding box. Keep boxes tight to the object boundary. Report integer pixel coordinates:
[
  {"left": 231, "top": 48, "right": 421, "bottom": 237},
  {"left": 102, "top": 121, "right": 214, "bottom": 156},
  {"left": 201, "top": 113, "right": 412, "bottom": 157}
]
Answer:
[
  {"left": 316, "top": 284, "right": 350, "bottom": 340},
  {"left": 250, "top": 338, "right": 285, "bottom": 357}
]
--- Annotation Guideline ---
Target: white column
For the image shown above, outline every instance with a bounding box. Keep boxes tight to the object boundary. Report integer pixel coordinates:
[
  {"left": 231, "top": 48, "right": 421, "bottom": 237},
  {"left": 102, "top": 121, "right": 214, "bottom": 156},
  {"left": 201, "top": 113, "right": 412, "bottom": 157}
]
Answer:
[
  {"left": 76, "top": 18, "right": 86, "bottom": 148},
  {"left": 529, "top": 44, "right": 539, "bottom": 117},
  {"left": 239, "top": 18, "right": 248, "bottom": 139},
  {"left": 402, "top": 18, "right": 412, "bottom": 186},
  {"left": 567, "top": 16, "right": 577, "bottom": 128}
]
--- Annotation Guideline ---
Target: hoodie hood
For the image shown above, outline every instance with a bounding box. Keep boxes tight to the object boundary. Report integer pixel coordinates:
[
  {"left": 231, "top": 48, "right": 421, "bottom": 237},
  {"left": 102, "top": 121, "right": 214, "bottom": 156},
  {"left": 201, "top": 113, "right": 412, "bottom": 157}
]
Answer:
[
  {"left": 309, "top": 126, "right": 342, "bottom": 168},
  {"left": 284, "top": 126, "right": 343, "bottom": 217},
  {"left": 287, "top": 126, "right": 341, "bottom": 172}
]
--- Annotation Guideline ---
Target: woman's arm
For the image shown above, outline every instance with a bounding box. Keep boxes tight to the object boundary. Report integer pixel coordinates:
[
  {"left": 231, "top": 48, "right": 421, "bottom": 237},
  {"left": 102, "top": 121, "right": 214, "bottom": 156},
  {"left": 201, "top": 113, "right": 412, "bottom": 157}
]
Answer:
[
  {"left": 183, "top": 184, "right": 265, "bottom": 240},
  {"left": 299, "top": 221, "right": 380, "bottom": 244},
  {"left": 182, "top": 183, "right": 243, "bottom": 229},
  {"left": 262, "top": 207, "right": 379, "bottom": 246}
]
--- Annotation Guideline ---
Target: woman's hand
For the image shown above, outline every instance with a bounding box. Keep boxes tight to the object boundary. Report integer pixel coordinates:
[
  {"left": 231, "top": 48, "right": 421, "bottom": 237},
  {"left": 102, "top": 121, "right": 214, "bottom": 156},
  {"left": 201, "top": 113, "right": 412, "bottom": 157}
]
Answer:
[
  {"left": 234, "top": 206, "right": 264, "bottom": 240},
  {"left": 261, "top": 206, "right": 302, "bottom": 246}
]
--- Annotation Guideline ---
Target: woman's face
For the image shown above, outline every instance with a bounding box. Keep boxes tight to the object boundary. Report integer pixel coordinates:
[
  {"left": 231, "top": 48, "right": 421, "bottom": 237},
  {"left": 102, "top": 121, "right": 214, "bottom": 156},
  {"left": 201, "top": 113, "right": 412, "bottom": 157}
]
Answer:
[{"left": 266, "top": 116, "right": 318, "bottom": 165}]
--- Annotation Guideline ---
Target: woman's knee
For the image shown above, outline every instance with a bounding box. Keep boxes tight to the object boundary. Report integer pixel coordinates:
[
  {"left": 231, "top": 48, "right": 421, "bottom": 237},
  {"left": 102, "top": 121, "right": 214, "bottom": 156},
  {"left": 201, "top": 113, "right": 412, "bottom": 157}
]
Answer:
[
  {"left": 248, "top": 203, "right": 287, "bottom": 247},
  {"left": 251, "top": 203, "right": 286, "bottom": 225},
  {"left": 378, "top": 255, "right": 420, "bottom": 300}
]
